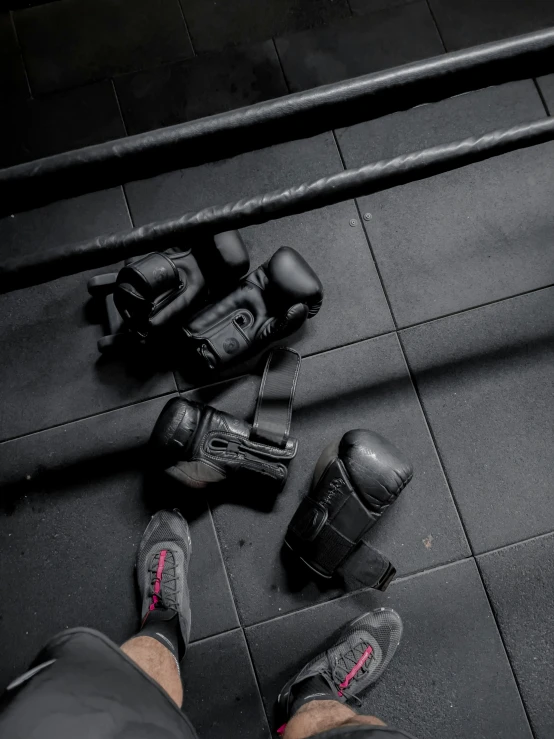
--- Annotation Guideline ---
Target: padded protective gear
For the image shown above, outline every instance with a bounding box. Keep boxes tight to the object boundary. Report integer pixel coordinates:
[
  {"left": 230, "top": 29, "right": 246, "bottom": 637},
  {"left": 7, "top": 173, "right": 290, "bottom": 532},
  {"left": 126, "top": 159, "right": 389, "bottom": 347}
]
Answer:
[
  {"left": 151, "top": 348, "right": 301, "bottom": 492},
  {"left": 285, "top": 430, "right": 413, "bottom": 590},
  {"left": 151, "top": 398, "right": 297, "bottom": 491},
  {"left": 182, "top": 247, "right": 323, "bottom": 370},
  {"left": 113, "top": 231, "right": 249, "bottom": 336}
]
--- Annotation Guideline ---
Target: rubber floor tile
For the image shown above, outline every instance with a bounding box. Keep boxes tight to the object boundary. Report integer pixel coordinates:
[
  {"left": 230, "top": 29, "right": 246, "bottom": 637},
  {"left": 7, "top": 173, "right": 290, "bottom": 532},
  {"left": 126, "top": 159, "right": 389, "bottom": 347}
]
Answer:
[
  {"left": 0, "top": 395, "right": 173, "bottom": 489},
  {"left": 14, "top": 0, "right": 193, "bottom": 95},
  {"left": 0, "top": 12, "right": 28, "bottom": 101},
  {"left": 0, "top": 0, "right": 52, "bottom": 8},
  {"left": 0, "top": 263, "right": 176, "bottom": 441},
  {"left": 337, "top": 80, "right": 543, "bottom": 167},
  {"left": 114, "top": 41, "right": 288, "bottom": 136},
  {"left": 0, "top": 188, "right": 130, "bottom": 263},
  {"left": 0, "top": 397, "right": 237, "bottom": 691},
  {"left": 428, "top": 0, "right": 554, "bottom": 51},
  {"left": 349, "top": 0, "right": 419, "bottom": 14},
  {"left": 181, "top": 630, "right": 271, "bottom": 739},
  {"left": 0, "top": 81, "right": 126, "bottom": 168},
  {"left": 0, "top": 189, "right": 177, "bottom": 441},
  {"left": 275, "top": 2, "right": 443, "bottom": 92},
  {"left": 337, "top": 81, "right": 554, "bottom": 326},
  {"left": 479, "top": 533, "right": 554, "bottom": 739},
  {"left": 401, "top": 288, "right": 554, "bottom": 554},
  {"left": 537, "top": 74, "right": 554, "bottom": 115},
  {"left": 125, "top": 132, "right": 342, "bottom": 226},
  {"left": 178, "top": 0, "right": 350, "bottom": 54},
  {"left": 173, "top": 203, "right": 394, "bottom": 388},
  {"left": 185, "top": 334, "right": 468, "bottom": 626},
  {"left": 246, "top": 559, "right": 532, "bottom": 739}
]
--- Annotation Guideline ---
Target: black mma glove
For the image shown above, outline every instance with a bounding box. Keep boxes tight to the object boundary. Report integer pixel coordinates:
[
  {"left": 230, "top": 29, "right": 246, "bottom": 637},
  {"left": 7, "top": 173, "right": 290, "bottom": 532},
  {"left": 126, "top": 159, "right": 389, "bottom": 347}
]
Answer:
[
  {"left": 150, "top": 348, "right": 301, "bottom": 492},
  {"left": 113, "top": 231, "right": 249, "bottom": 337},
  {"left": 285, "top": 430, "right": 413, "bottom": 591},
  {"left": 182, "top": 247, "right": 323, "bottom": 370}
]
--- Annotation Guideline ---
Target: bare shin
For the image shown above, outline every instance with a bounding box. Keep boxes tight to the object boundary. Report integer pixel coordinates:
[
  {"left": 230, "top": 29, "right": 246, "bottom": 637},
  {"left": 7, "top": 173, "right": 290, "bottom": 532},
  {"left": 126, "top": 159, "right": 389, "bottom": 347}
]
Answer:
[
  {"left": 284, "top": 699, "right": 385, "bottom": 739},
  {"left": 121, "top": 636, "right": 183, "bottom": 707}
]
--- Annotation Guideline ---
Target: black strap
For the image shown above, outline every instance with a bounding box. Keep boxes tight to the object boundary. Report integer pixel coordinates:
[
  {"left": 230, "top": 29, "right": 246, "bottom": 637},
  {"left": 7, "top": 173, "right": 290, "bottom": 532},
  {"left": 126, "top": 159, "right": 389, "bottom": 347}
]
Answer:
[
  {"left": 337, "top": 541, "right": 396, "bottom": 592},
  {"left": 250, "top": 348, "right": 301, "bottom": 448}
]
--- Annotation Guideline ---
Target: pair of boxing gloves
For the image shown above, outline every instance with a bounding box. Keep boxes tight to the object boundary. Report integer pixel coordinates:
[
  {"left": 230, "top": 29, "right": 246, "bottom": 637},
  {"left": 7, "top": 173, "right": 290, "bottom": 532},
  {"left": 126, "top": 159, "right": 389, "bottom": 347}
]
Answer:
[
  {"left": 151, "top": 391, "right": 413, "bottom": 591},
  {"left": 112, "top": 232, "right": 323, "bottom": 371}
]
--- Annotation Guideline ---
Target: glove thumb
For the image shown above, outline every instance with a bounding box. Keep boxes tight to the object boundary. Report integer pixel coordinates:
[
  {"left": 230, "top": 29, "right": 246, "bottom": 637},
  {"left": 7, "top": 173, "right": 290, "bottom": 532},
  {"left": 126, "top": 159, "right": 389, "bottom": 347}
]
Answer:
[{"left": 259, "top": 303, "right": 309, "bottom": 342}]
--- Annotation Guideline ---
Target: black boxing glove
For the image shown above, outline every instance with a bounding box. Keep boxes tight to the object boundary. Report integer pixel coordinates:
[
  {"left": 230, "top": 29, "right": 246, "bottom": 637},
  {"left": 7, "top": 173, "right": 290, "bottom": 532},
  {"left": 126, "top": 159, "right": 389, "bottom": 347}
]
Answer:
[
  {"left": 182, "top": 247, "right": 323, "bottom": 370},
  {"left": 285, "top": 430, "right": 413, "bottom": 591},
  {"left": 113, "top": 231, "right": 249, "bottom": 337},
  {"left": 150, "top": 348, "right": 301, "bottom": 492}
]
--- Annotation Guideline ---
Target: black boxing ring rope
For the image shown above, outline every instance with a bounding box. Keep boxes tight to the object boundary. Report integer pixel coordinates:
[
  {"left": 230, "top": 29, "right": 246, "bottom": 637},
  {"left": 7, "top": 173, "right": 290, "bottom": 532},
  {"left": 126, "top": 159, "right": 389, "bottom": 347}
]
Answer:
[
  {"left": 1, "top": 26, "right": 554, "bottom": 216},
  {"left": 2, "top": 116, "right": 554, "bottom": 294}
]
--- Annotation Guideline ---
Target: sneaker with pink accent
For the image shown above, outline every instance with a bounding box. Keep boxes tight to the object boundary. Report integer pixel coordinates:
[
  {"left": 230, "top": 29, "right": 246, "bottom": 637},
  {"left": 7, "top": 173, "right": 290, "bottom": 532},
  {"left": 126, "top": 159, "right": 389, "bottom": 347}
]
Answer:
[
  {"left": 137, "top": 509, "right": 192, "bottom": 652},
  {"left": 277, "top": 608, "right": 403, "bottom": 722}
]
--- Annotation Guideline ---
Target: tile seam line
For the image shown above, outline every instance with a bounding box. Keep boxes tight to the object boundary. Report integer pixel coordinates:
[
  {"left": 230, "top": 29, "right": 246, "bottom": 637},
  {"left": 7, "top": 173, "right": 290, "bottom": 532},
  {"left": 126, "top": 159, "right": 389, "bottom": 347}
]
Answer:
[
  {"left": 243, "top": 557, "right": 474, "bottom": 632},
  {"left": 175, "top": 0, "right": 196, "bottom": 56},
  {"left": 120, "top": 182, "right": 135, "bottom": 227},
  {"left": 188, "top": 626, "right": 241, "bottom": 647},
  {"left": 205, "top": 500, "right": 247, "bottom": 629},
  {"left": 0, "top": 389, "right": 177, "bottom": 446},
  {"left": 398, "top": 282, "right": 554, "bottom": 332},
  {"left": 206, "top": 499, "right": 241, "bottom": 628},
  {"left": 189, "top": 622, "right": 273, "bottom": 736},
  {"left": 477, "top": 528, "right": 554, "bottom": 559},
  {"left": 110, "top": 78, "right": 129, "bottom": 137},
  {"left": 398, "top": 329, "right": 474, "bottom": 555},
  {"left": 37, "top": 75, "right": 134, "bottom": 100},
  {"left": 424, "top": 0, "right": 447, "bottom": 53},
  {"left": 397, "top": 330, "right": 537, "bottom": 737},
  {"left": 9, "top": 10, "right": 32, "bottom": 98},
  {"left": 272, "top": 37, "right": 291, "bottom": 94},
  {"left": 533, "top": 77, "right": 551, "bottom": 116},
  {"left": 205, "top": 506, "right": 273, "bottom": 734},
  {"left": 330, "top": 129, "right": 400, "bottom": 331},
  {"left": 473, "top": 556, "right": 538, "bottom": 738},
  {"left": 241, "top": 627, "right": 274, "bottom": 736}
]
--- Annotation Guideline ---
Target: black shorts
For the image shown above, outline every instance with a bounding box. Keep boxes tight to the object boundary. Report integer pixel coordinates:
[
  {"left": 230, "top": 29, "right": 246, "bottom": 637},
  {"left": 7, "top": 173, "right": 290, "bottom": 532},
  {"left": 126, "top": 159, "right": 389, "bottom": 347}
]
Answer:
[{"left": 0, "top": 628, "right": 416, "bottom": 739}]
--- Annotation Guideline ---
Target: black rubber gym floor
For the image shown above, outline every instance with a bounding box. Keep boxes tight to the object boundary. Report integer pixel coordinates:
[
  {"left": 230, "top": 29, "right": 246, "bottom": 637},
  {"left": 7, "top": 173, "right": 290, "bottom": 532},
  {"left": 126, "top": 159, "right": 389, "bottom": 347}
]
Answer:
[{"left": 1, "top": 2, "right": 553, "bottom": 738}]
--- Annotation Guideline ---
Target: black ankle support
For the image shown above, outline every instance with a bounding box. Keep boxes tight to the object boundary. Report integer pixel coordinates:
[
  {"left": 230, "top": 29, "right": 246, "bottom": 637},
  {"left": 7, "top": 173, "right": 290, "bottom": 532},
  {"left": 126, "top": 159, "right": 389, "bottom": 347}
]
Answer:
[
  {"left": 139, "top": 608, "right": 185, "bottom": 662},
  {"left": 290, "top": 674, "right": 340, "bottom": 715}
]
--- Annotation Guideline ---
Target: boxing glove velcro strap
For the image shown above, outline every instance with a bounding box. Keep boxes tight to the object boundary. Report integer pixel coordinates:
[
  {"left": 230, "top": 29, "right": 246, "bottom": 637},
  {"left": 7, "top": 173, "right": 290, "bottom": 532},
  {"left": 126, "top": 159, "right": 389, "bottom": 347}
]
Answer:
[
  {"left": 116, "top": 253, "right": 185, "bottom": 333},
  {"left": 286, "top": 456, "right": 383, "bottom": 576},
  {"left": 336, "top": 542, "right": 396, "bottom": 592},
  {"left": 251, "top": 348, "right": 301, "bottom": 448},
  {"left": 204, "top": 431, "right": 297, "bottom": 482},
  {"left": 287, "top": 500, "right": 395, "bottom": 591},
  {"left": 194, "top": 309, "right": 254, "bottom": 369},
  {"left": 288, "top": 500, "right": 366, "bottom": 577},
  {"left": 119, "top": 253, "right": 182, "bottom": 299}
]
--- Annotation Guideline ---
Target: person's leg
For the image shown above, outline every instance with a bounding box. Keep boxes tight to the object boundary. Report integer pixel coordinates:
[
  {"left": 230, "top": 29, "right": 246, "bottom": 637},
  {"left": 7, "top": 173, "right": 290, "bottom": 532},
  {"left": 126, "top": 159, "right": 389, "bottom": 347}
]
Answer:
[
  {"left": 121, "top": 509, "right": 193, "bottom": 707},
  {"left": 278, "top": 609, "right": 403, "bottom": 738},
  {"left": 284, "top": 700, "right": 385, "bottom": 739},
  {"left": 121, "top": 636, "right": 182, "bottom": 706}
]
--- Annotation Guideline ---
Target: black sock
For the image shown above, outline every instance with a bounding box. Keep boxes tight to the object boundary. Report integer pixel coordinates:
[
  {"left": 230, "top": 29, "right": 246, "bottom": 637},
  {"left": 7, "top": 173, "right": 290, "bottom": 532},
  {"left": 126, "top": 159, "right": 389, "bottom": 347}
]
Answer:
[
  {"left": 139, "top": 608, "right": 185, "bottom": 662},
  {"left": 290, "top": 675, "right": 339, "bottom": 715}
]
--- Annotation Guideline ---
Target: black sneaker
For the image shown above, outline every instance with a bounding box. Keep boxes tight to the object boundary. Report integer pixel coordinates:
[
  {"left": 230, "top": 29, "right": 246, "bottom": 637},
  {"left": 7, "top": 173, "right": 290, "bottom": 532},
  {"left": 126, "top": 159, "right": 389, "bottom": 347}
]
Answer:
[
  {"left": 137, "top": 509, "right": 192, "bottom": 653},
  {"left": 278, "top": 608, "right": 402, "bottom": 722}
]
